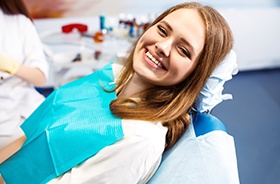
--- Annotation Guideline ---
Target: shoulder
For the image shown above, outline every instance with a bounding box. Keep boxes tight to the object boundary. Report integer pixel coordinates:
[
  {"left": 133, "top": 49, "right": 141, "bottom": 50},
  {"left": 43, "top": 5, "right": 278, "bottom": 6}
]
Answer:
[{"left": 1, "top": 11, "right": 31, "bottom": 27}]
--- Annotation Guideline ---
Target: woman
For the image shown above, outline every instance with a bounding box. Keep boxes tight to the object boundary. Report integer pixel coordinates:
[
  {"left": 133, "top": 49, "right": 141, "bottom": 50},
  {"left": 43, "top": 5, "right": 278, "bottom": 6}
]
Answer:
[
  {"left": 0, "top": 2, "right": 237, "bottom": 183},
  {"left": 0, "top": 0, "right": 49, "bottom": 149}
]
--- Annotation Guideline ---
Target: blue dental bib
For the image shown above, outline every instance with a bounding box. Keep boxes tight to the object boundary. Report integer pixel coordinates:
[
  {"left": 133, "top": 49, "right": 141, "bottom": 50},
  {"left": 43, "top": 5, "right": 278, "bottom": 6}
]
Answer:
[{"left": 0, "top": 62, "right": 124, "bottom": 184}]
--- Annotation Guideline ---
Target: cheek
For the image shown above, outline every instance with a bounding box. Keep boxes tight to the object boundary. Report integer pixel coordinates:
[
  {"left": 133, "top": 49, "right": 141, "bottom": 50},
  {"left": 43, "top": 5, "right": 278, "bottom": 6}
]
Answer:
[
  {"left": 134, "top": 36, "right": 146, "bottom": 54},
  {"left": 139, "top": 29, "right": 156, "bottom": 44},
  {"left": 172, "top": 60, "right": 195, "bottom": 80}
]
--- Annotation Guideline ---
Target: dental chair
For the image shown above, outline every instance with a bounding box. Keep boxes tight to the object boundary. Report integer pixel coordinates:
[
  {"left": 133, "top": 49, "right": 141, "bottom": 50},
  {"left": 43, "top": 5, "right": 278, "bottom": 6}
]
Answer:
[{"left": 149, "top": 50, "right": 240, "bottom": 184}]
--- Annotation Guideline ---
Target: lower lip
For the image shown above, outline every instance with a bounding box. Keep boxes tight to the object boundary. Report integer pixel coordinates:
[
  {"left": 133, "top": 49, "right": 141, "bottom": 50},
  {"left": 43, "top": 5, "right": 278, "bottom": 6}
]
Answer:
[{"left": 142, "top": 51, "right": 161, "bottom": 70}]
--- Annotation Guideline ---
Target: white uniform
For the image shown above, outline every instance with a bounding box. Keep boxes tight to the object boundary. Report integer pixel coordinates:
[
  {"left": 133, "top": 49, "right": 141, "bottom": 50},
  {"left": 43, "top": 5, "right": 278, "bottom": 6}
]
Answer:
[{"left": 0, "top": 9, "right": 49, "bottom": 149}]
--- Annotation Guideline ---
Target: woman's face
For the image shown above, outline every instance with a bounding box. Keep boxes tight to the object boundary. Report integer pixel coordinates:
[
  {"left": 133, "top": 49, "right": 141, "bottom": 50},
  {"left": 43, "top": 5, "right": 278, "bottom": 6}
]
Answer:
[{"left": 133, "top": 8, "right": 206, "bottom": 87}]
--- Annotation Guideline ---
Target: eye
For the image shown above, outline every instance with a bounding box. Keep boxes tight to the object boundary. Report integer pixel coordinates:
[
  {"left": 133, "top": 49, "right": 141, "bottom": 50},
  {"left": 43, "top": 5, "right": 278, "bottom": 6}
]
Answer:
[
  {"left": 179, "top": 47, "right": 191, "bottom": 59},
  {"left": 157, "top": 25, "right": 167, "bottom": 37}
]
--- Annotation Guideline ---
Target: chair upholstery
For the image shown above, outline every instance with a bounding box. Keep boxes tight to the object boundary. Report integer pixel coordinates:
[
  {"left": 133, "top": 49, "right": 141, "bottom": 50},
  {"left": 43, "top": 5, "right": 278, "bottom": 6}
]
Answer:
[{"left": 149, "top": 112, "right": 239, "bottom": 184}]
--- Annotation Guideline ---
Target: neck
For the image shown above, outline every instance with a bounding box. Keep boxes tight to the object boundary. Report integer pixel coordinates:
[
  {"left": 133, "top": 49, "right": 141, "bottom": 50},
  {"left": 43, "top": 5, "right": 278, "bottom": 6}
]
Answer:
[{"left": 117, "top": 74, "right": 152, "bottom": 98}]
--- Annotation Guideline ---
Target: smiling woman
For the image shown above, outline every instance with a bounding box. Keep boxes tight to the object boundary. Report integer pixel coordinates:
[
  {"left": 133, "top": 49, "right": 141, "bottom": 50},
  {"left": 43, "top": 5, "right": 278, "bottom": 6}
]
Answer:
[{"left": 0, "top": 2, "right": 238, "bottom": 184}]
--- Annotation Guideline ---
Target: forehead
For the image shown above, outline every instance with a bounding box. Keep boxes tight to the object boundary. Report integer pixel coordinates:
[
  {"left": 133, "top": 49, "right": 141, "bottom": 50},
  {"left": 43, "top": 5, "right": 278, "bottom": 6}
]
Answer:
[
  {"left": 162, "top": 8, "right": 205, "bottom": 30},
  {"left": 161, "top": 8, "right": 206, "bottom": 58}
]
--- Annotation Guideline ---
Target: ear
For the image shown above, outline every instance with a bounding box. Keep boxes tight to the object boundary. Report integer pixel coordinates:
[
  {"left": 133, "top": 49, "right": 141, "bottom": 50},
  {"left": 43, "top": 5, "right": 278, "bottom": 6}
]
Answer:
[{"left": 195, "top": 50, "right": 238, "bottom": 113}]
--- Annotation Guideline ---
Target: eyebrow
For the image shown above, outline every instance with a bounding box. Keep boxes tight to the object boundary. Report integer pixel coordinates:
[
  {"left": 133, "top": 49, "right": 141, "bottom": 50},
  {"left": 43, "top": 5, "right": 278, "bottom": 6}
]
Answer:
[{"left": 161, "top": 20, "right": 196, "bottom": 58}]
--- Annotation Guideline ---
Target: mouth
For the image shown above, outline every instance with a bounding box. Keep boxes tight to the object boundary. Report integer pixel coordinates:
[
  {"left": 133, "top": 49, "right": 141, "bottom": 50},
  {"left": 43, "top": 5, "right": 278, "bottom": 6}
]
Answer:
[{"left": 145, "top": 50, "right": 166, "bottom": 70}]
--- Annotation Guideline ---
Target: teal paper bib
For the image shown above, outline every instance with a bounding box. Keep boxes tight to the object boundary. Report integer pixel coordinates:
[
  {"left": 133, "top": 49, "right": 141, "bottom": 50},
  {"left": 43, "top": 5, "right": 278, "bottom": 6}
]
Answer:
[{"left": 0, "top": 62, "right": 124, "bottom": 184}]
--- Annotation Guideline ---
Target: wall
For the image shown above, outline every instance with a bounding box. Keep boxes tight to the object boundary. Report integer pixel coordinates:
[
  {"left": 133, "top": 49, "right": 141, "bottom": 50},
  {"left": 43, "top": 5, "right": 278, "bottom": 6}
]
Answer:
[{"left": 219, "top": 8, "right": 280, "bottom": 70}]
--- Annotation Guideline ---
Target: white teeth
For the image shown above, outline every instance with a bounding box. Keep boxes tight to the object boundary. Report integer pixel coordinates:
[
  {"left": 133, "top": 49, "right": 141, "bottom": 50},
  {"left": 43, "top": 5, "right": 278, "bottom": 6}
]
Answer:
[{"left": 146, "top": 51, "right": 163, "bottom": 68}]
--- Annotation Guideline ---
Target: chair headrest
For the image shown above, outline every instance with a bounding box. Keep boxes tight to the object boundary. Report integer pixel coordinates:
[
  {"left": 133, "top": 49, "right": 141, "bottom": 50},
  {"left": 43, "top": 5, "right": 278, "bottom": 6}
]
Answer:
[{"left": 195, "top": 50, "right": 238, "bottom": 113}]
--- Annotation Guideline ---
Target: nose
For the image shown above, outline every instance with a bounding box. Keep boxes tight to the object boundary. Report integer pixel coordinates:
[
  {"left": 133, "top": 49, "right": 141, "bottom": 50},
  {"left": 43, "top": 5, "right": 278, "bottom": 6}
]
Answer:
[{"left": 155, "top": 38, "right": 172, "bottom": 57}]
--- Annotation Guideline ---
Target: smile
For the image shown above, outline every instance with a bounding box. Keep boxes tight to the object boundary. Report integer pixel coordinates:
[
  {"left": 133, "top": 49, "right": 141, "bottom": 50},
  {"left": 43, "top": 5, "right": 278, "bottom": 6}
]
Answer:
[{"left": 145, "top": 51, "right": 164, "bottom": 69}]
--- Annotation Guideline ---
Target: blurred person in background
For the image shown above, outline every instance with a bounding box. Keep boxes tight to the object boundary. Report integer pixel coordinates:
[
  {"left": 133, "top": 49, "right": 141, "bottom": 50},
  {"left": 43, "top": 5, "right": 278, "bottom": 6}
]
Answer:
[{"left": 0, "top": 0, "right": 49, "bottom": 149}]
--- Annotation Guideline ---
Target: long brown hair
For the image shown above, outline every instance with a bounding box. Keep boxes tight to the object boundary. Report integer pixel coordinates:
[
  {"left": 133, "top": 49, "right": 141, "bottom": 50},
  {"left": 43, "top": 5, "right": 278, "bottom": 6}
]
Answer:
[
  {"left": 110, "top": 2, "right": 234, "bottom": 150},
  {"left": 0, "top": 0, "right": 30, "bottom": 19}
]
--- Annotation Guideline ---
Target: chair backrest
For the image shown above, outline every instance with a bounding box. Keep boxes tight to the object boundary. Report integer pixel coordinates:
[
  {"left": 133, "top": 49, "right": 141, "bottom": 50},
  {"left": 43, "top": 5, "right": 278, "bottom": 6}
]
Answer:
[
  {"left": 148, "top": 112, "right": 239, "bottom": 184},
  {"left": 192, "top": 112, "right": 226, "bottom": 137}
]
